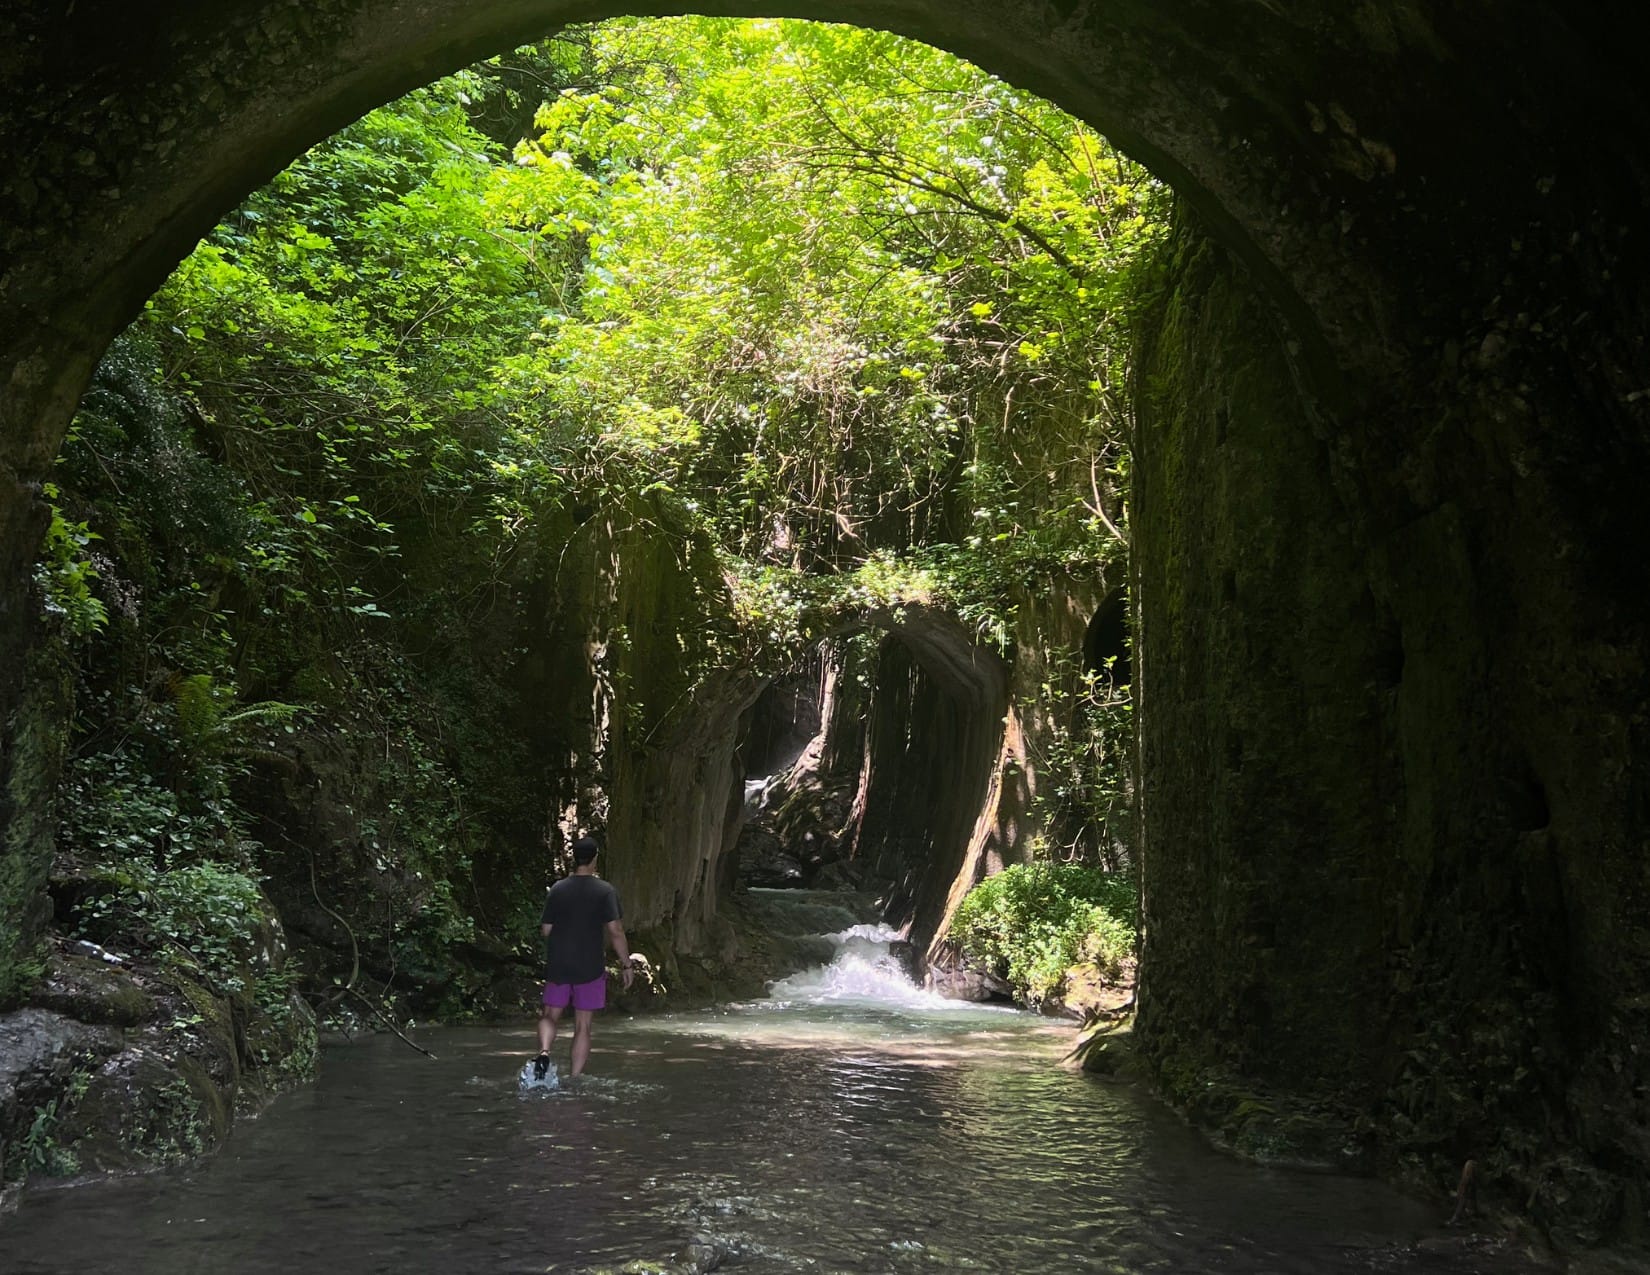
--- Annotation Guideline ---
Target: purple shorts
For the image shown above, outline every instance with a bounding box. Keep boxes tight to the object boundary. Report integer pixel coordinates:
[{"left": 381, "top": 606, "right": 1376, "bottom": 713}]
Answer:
[{"left": 542, "top": 976, "right": 606, "bottom": 1011}]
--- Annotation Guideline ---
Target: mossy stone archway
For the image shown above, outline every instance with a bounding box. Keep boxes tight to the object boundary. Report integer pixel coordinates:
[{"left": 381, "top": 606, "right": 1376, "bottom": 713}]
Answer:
[
  {"left": 4, "top": 1, "right": 1649, "bottom": 1244},
  {"left": 6, "top": 3, "right": 1638, "bottom": 494}
]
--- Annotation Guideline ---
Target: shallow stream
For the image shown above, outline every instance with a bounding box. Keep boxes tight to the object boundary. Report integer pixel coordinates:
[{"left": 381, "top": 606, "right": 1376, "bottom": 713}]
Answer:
[{"left": 0, "top": 922, "right": 1552, "bottom": 1273}]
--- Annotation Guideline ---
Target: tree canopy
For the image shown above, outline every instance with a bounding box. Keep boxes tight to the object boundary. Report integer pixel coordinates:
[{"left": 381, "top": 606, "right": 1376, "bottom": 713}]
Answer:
[{"left": 117, "top": 18, "right": 1161, "bottom": 609}]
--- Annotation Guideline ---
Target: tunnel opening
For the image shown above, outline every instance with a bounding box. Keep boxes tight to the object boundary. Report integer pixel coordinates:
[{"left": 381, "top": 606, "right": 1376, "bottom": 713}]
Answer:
[
  {"left": 1083, "top": 586, "right": 1131, "bottom": 689},
  {"left": 9, "top": 15, "right": 1141, "bottom": 1149},
  {"left": 730, "top": 610, "right": 1018, "bottom": 952}
]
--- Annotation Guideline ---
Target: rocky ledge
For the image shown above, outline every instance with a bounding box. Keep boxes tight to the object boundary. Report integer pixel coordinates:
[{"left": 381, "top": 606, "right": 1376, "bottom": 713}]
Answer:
[{"left": 0, "top": 935, "right": 315, "bottom": 1207}]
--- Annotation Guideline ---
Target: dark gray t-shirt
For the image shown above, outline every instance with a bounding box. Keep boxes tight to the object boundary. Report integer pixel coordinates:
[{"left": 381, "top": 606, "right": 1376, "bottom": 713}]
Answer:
[{"left": 540, "top": 874, "right": 621, "bottom": 985}]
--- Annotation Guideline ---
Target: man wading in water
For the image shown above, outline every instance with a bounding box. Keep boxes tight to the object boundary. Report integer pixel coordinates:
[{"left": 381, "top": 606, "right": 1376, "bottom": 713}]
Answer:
[{"left": 533, "top": 834, "right": 635, "bottom": 1081}]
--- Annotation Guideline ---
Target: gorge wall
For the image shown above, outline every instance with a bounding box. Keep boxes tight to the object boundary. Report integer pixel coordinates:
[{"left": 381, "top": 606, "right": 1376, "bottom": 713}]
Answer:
[
  {"left": 854, "top": 584, "right": 1120, "bottom": 956},
  {"left": 512, "top": 497, "right": 769, "bottom": 985},
  {"left": 737, "top": 575, "right": 1118, "bottom": 961}
]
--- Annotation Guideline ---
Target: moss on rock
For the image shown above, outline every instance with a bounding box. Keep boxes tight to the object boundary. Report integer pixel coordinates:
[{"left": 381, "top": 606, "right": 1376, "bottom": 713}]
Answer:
[
  {"left": 31, "top": 952, "right": 155, "bottom": 1028},
  {"left": 0, "top": 642, "right": 72, "bottom": 1009}
]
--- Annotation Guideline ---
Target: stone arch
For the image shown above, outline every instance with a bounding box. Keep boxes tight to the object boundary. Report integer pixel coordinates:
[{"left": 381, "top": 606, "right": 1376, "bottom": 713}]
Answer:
[
  {"left": 3, "top": 0, "right": 1432, "bottom": 702},
  {"left": 10, "top": 0, "right": 1638, "bottom": 472}
]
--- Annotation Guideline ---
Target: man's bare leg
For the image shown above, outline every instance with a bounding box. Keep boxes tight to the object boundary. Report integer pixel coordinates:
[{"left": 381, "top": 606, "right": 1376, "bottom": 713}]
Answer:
[
  {"left": 538, "top": 1004, "right": 563, "bottom": 1055},
  {"left": 570, "top": 1008, "right": 595, "bottom": 1076}
]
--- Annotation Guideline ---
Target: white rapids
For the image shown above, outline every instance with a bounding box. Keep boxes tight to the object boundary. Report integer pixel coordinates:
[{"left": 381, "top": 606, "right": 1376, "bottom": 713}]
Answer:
[
  {"left": 767, "top": 922, "right": 966, "bottom": 1011},
  {"left": 516, "top": 1058, "right": 560, "bottom": 1092}
]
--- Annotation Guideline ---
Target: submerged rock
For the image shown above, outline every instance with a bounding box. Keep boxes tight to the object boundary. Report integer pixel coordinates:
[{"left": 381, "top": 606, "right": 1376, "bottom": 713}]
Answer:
[{"left": 924, "top": 960, "right": 1013, "bottom": 1003}]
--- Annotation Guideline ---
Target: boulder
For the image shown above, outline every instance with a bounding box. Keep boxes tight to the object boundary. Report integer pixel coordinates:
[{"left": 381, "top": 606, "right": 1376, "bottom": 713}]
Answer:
[
  {"left": 1046, "top": 960, "right": 1136, "bottom": 1022},
  {"left": 30, "top": 952, "right": 155, "bottom": 1028},
  {"left": 737, "top": 828, "right": 804, "bottom": 888},
  {"left": 0, "top": 1008, "right": 120, "bottom": 1172},
  {"left": 924, "top": 960, "right": 1012, "bottom": 1003},
  {"left": 57, "top": 1044, "right": 223, "bottom": 1173}
]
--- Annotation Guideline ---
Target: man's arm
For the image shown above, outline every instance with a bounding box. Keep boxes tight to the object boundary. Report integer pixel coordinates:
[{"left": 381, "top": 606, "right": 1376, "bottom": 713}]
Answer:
[
  {"left": 605, "top": 918, "right": 635, "bottom": 988},
  {"left": 540, "top": 922, "right": 552, "bottom": 939}
]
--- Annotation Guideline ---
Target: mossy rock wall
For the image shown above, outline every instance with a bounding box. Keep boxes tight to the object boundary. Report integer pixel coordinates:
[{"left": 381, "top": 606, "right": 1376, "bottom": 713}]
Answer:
[
  {"left": 0, "top": 641, "right": 71, "bottom": 1009},
  {"left": 1, "top": 892, "right": 316, "bottom": 1194},
  {"left": 988, "top": 575, "right": 1118, "bottom": 871},
  {"left": 843, "top": 610, "right": 1009, "bottom": 951},
  {"left": 517, "top": 494, "right": 765, "bottom": 954},
  {"left": 761, "top": 583, "right": 1117, "bottom": 959},
  {"left": 1130, "top": 219, "right": 1650, "bottom": 1243}
]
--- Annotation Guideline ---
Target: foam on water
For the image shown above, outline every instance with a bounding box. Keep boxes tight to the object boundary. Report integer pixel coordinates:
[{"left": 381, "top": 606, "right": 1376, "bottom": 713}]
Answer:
[
  {"left": 766, "top": 921, "right": 971, "bottom": 1011},
  {"left": 516, "top": 1059, "right": 559, "bottom": 1093}
]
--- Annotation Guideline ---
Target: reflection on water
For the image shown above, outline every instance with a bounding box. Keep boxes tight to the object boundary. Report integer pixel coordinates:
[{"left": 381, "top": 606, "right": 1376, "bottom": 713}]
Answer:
[{"left": 0, "top": 924, "right": 1553, "bottom": 1274}]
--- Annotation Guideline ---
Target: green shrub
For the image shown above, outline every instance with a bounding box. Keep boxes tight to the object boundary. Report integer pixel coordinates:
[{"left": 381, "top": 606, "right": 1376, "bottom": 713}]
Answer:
[
  {"left": 948, "top": 862, "right": 1136, "bottom": 1006},
  {"left": 76, "top": 858, "right": 267, "bottom": 998}
]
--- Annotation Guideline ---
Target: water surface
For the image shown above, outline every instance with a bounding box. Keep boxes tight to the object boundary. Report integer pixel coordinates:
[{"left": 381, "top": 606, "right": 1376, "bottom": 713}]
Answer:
[{"left": 0, "top": 927, "right": 1551, "bottom": 1273}]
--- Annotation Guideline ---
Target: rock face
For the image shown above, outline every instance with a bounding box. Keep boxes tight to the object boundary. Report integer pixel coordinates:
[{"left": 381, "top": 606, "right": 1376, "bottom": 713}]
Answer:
[
  {"left": 510, "top": 494, "right": 767, "bottom": 977},
  {"left": 738, "top": 580, "right": 1121, "bottom": 960},
  {"left": 0, "top": 1008, "right": 119, "bottom": 1175},
  {"left": 924, "top": 960, "right": 1013, "bottom": 1004},
  {"left": 848, "top": 587, "right": 1126, "bottom": 956},
  {"left": 0, "top": 939, "right": 315, "bottom": 1192},
  {"left": 848, "top": 615, "right": 1010, "bottom": 950},
  {"left": 1131, "top": 220, "right": 1650, "bottom": 1241},
  {"left": 988, "top": 577, "right": 1125, "bottom": 872},
  {"left": 733, "top": 646, "right": 868, "bottom": 892},
  {"left": 2, "top": 0, "right": 1650, "bottom": 1248}
]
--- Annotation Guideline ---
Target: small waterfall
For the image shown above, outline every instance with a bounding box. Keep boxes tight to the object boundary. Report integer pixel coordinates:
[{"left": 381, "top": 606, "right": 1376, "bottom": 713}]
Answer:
[{"left": 767, "top": 922, "right": 959, "bottom": 1011}]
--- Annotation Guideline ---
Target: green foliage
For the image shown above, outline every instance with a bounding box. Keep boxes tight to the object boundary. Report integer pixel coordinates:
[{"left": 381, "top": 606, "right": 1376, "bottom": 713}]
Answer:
[
  {"left": 2, "top": 1067, "right": 90, "bottom": 1181},
  {"left": 58, "top": 710, "right": 254, "bottom": 873},
  {"left": 52, "top": 17, "right": 1157, "bottom": 666},
  {"left": 168, "top": 674, "right": 309, "bottom": 770},
  {"left": 1025, "top": 657, "right": 1133, "bottom": 866},
  {"left": 949, "top": 862, "right": 1136, "bottom": 1005},
  {"left": 73, "top": 857, "right": 267, "bottom": 998},
  {"left": 478, "top": 17, "right": 1160, "bottom": 568},
  {"left": 250, "top": 966, "right": 318, "bottom": 1079},
  {"left": 129, "top": 1078, "right": 211, "bottom": 1166},
  {"left": 34, "top": 484, "right": 108, "bottom": 637},
  {"left": 6, "top": 1095, "right": 80, "bottom": 1179}
]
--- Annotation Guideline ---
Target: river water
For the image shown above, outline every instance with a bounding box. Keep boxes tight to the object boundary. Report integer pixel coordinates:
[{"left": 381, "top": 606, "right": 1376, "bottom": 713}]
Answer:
[{"left": 0, "top": 923, "right": 1552, "bottom": 1274}]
